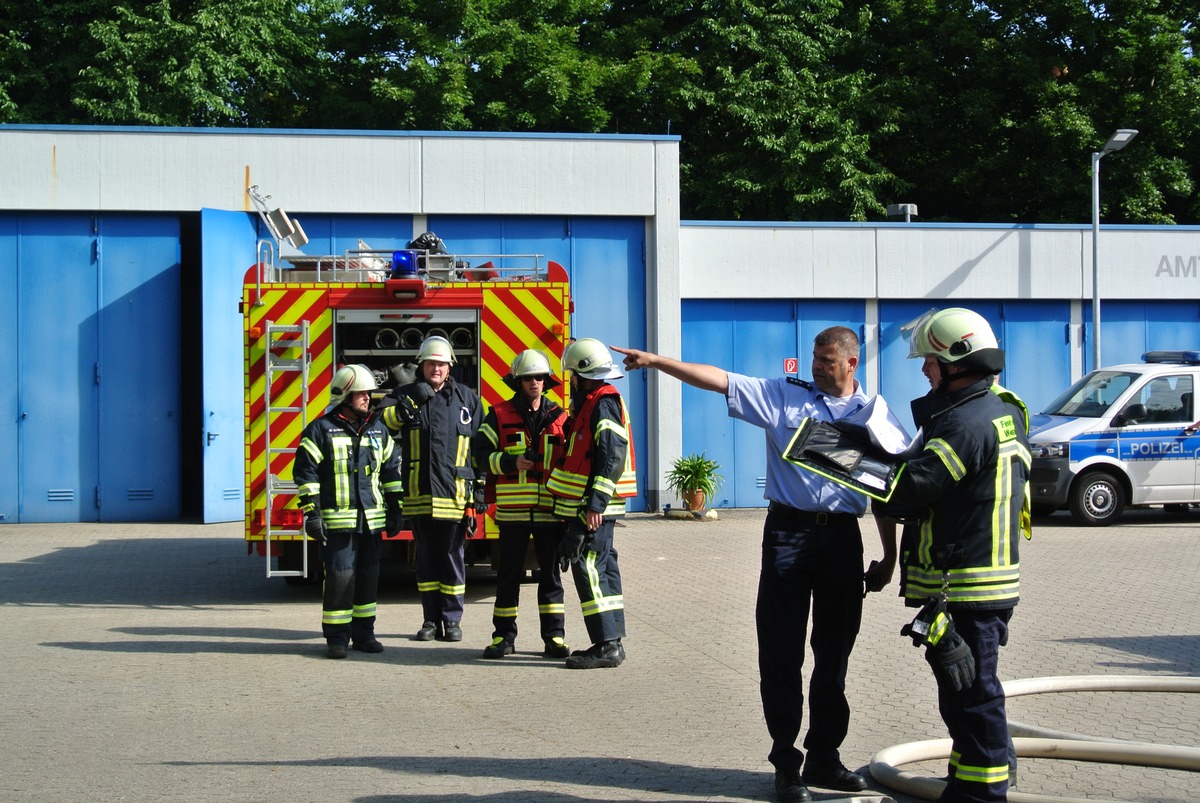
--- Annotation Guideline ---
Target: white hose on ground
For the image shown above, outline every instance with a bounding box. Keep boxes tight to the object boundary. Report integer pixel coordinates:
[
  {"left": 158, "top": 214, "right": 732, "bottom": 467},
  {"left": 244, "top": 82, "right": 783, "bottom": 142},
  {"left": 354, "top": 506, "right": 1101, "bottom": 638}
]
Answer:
[{"left": 868, "top": 675, "right": 1200, "bottom": 802}]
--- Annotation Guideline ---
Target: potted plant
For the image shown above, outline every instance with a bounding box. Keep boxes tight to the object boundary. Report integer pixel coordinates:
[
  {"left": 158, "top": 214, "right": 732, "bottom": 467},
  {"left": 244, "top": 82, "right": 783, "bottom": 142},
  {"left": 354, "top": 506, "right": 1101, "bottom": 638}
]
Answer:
[{"left": 665, "top": 452, "right": 724, "bottom": 511}]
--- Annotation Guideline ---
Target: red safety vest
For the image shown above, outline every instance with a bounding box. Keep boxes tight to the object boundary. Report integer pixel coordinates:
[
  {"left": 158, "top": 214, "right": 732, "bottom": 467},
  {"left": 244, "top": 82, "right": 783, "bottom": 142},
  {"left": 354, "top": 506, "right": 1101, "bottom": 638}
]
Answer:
[
  {"left": 488, "top": 398, "right": 567, "bottom": 522},
  {"left": 547, "top": 384, "right": 637, "bottom": 516}
]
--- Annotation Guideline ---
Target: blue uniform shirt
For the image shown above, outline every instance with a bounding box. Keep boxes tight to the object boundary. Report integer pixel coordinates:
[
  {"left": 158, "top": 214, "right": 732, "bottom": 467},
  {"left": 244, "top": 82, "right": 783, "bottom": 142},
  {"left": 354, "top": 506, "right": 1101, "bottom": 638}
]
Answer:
[{"left": 726, "top": 372, "right": 872, "bottom": 515}]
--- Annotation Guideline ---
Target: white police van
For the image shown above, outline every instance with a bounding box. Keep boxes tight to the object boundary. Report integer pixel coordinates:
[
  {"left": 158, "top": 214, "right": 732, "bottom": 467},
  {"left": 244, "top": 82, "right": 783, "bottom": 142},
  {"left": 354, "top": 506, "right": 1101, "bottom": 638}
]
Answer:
[{"left": 1029, "top": 351, "right": 1200, "bottom": 525}]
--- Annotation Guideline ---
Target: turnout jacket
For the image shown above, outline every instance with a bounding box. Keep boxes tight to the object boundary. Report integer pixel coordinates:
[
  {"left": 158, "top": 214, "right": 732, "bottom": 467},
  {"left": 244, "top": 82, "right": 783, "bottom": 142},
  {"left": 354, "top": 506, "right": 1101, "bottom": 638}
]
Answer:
[
  {"left": 547, "top": 384, "right": 637, "bottom": 519},
  {"left": 473, "top": 394, "right": 567, "bottom": 523},
  {"left": 293, "top": 408, "right": 403, "bottom": 532},
  {"left": 382, "top": 378, "right": 484, "bottom": 520},
  {"left": 884, "top": 379, "right": 1032, "bottom": 611}
]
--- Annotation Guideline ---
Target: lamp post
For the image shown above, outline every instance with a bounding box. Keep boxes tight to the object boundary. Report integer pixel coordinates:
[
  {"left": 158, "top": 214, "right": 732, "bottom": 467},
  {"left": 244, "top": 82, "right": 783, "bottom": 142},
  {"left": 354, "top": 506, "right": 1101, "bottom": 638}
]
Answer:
[{"left": 1091, "top": 128, "right": 1138, "bottom": 369}]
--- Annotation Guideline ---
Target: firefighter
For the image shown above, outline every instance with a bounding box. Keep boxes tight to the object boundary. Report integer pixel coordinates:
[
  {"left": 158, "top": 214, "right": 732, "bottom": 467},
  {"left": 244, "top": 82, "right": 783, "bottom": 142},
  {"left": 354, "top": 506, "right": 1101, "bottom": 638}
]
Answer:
[
  {"left": 472, "top": 349, "right": 571, "bottom": 659},
  {"left": 380, "top": 335, "right": 484, "bottom": 643},
  {"left": 293, "top": 364, "right": 403, "bottom": 659},
  {"left": 547, "top": 338, "right": 637, "bottom": 669},
  {"left": 880, "top": 308, "right": 1031, "bottom": 803}
]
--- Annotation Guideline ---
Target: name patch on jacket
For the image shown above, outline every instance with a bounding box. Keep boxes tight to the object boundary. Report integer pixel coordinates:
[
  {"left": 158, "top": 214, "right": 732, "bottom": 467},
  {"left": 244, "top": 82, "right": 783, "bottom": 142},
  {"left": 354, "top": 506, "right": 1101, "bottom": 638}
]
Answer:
[{"left": 993, "top": 415, "right": 1017, "bottom": 442}]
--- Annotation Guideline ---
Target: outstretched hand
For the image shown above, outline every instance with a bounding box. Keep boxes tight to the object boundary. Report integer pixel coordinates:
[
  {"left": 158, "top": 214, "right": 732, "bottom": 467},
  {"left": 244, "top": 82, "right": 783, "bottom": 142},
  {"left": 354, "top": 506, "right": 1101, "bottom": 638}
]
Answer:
[{"left": 611, "top": 345, "right": 652, "bottom": 372}]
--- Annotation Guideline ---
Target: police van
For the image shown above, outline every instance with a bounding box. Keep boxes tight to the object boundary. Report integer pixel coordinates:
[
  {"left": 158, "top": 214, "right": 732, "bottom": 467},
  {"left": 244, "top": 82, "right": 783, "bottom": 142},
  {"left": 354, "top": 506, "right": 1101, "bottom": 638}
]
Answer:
[{"left": 1029, "top": 351, "right": 1200, "bottom": 525}]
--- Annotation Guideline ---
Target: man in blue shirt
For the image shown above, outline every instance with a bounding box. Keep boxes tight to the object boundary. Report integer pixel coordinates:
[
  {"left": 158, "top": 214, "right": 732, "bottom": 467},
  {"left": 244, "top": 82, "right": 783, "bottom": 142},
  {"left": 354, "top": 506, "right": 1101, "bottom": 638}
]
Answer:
[{"left": 616, "top": 326, "right": 896, "bottom": 803}]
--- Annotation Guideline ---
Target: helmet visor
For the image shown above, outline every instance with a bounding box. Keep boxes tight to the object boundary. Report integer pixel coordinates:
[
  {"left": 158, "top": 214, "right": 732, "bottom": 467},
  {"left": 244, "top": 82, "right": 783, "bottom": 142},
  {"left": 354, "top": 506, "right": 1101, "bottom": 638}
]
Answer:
[{"left": 901, "top": 308, "right": 939, "bottom": 359}]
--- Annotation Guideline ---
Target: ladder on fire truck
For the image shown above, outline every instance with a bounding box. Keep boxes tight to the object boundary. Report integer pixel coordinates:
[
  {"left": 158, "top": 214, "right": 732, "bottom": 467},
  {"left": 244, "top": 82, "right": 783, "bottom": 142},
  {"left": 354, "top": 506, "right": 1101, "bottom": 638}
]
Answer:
[{"left": 262, "top": 320, "right": 312, "bottom": 580}]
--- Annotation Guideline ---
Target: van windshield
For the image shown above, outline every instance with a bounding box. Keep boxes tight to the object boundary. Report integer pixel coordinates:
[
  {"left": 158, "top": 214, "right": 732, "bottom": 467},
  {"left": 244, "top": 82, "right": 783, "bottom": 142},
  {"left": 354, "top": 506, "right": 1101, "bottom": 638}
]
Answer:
[{"left": 1042, "top": 371, "right": 1139, "bottom": 417}]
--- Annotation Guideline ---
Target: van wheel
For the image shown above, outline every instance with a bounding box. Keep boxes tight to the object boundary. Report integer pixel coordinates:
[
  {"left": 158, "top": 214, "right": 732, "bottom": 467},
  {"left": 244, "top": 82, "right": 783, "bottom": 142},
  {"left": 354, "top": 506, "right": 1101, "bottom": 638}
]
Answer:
[{"left": 1068, "top": 472, "right": 1126, "bottom": 526}]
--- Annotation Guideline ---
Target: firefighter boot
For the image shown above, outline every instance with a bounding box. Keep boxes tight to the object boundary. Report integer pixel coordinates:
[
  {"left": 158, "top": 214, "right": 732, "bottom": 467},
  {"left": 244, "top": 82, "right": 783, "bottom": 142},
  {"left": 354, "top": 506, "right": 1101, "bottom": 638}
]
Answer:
[
  {"left": 565, "top": 639, "right": 624, "bottom": 669},
  {"left": 483, "top": 637, "right": 514, "bottom": 659},
  {"left": 415, "top": 621, "right": 438, "bottom": 641},
  {"left": 542, "top": 636, "right": 571, "bottom": 659},
  {"left": 440, "top": 621, "right": 463, "bottom": 642},
  {"left": 352, "top": 637, "right": 384, "bottom": 654},
  {"left": 326, "top": 640, "right": 348, "bottom": 660}
]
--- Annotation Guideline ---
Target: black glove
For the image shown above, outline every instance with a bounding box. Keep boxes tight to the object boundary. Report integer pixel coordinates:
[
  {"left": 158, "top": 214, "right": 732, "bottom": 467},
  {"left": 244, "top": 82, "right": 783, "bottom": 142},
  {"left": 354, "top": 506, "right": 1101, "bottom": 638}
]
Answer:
[
  {"left": 385, "top": 494, "right": 403, "bottom": 535},
  {"left": 929, "top": 628, "right": 977, "bottom": 692},
  {"left": 463, "top": 508, "right": 478, "bottom": 538},
  {"left": 304, "top": 511, "right": 328, "bottom": 547},
  {"left": 557, "top": 519, "right": 589, "bottom": 571},
  {"left": 395, "top": 383, "right": 436, "bottom": 423}
]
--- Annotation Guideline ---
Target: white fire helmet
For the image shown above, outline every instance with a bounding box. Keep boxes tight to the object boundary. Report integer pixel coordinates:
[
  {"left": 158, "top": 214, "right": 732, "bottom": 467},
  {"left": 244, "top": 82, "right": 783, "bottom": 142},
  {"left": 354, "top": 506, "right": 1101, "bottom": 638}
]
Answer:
[
  {"left": 902, "top": 308, "right": 1005, "bottom": 373},
  {"left": 330, "top": 364, "right": 377, "bottom": 403},
  {"left": 505, "top": 349, "right": 561, "bottom": 390},
  {"left": 561, "top": 338, "right": 624, "bottom": 381},
  {"left": 416, "top": 335, "right": 456, "bottom": 365}
]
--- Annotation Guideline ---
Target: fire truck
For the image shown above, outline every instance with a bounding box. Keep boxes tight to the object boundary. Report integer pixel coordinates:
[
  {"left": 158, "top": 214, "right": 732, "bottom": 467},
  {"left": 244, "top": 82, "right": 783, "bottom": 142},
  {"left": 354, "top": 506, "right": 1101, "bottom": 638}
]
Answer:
[{"left": 241, "top": 188, "right": 572, "bottom": 582}]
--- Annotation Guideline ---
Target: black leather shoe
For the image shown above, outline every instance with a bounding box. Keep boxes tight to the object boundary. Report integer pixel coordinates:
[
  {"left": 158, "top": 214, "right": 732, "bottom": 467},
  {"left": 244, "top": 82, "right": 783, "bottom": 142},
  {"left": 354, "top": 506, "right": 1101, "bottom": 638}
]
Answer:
[
  {"left": 773, "top": 768, "right": 812, "bottom": 803},
  {"left": 566, "top": 640, "right": 624, "bottom": 669},
  {"left": 351, "top": 638, "right": 384, "bottom": 653},
  {"left": 801, "top": 762, "right": 868, "bottom": 792},
  {"left": 439, "top": 621, "right": 463, "bottom": 642},
  {"left": 414, "top": 621, "right": 438, "bottom": 641}
]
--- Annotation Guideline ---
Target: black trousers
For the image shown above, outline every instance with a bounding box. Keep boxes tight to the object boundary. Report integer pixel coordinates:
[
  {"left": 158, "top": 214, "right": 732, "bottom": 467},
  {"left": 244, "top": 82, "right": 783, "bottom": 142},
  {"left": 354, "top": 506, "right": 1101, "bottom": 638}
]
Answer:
[
  {"left": 935, "top": 609, "right": 1012, "bottom": 802},
  {"left": 321, "top": 518, "right": 381, "bottom": 646},
  {"left": 757, "top": 505, "right": 863, "bottom": 773},
  {"left": 413, "top": 516, "right": 467, "bottom": 625},
  {"left": 491, "top": 521, "right": 566, "bottom": 644},
  {"left": 566, "top": 518, "right": 625, "bottom": 644}
]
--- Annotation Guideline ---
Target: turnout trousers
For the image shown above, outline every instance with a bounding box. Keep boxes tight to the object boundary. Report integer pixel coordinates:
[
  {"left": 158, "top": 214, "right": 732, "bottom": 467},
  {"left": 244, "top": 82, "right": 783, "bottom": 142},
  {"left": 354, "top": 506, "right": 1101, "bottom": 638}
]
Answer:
[
  {"left": 412, "top": 516, "right": 467, "bottom": 625},
  {"left": 757, "top": 506, "right": 864, "bottom": 773},
  {"left": 491, "top": 522, "right": 566, "bottom": 645},
  {"left": 321, "top": 514, "right": 381, "bottom": 647},
  {"left": 567, "top": 518, "right": 625, "bottom": 645},
  {"left": 934, "top": 609, "right": 1012, "bottom": 803}
]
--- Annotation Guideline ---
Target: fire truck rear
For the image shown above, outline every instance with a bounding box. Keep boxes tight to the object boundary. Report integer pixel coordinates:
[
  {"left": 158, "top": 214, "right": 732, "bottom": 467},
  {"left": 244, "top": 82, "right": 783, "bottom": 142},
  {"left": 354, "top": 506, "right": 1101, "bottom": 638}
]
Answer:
[{"left": 241, "top": 191, "right": 572, "bottom": 582}]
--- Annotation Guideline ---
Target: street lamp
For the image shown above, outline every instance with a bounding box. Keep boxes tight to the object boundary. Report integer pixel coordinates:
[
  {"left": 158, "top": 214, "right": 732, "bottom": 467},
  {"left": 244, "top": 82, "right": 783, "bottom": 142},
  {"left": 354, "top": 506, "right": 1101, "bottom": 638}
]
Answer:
[{"left": 1091, "top": 128, "right": 1138, "bottom": 369}]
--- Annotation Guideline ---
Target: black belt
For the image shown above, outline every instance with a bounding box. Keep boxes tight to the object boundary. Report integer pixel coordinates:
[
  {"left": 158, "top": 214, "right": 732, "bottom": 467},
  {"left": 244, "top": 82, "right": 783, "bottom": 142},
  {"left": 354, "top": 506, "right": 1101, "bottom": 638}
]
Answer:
[{"left": 768, "top": 501, "right": 858, "bottom": 527}]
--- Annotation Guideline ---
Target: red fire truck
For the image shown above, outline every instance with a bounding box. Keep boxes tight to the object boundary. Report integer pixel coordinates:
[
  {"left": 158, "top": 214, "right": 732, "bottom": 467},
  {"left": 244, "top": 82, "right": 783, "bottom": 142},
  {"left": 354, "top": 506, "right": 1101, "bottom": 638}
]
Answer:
[{"left": 241, "top": 190, "right": 571, "bottom": 582}]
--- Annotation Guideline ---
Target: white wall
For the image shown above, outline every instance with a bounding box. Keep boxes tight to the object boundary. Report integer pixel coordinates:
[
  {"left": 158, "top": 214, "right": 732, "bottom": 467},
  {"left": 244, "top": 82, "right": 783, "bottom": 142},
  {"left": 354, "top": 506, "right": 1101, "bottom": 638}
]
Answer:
[
  {"left": 681, "top": 222, "right": 1200, "bottom": 301},
  {"left": 0, "top": 126, "right": 669, "bottom": 217}
]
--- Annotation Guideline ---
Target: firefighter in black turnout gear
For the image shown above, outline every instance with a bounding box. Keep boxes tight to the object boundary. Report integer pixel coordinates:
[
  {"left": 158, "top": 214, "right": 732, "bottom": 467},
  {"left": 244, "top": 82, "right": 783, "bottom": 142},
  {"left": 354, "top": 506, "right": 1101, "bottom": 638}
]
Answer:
[
  {"left": 880, "top": 308, "right": 1032, "bottom": 803},
  {"left": 381, "top": 335, "right": 484, "bottom": 643},
  {"left": 293, "top": 364, "right": 403, "bottom": 659}
]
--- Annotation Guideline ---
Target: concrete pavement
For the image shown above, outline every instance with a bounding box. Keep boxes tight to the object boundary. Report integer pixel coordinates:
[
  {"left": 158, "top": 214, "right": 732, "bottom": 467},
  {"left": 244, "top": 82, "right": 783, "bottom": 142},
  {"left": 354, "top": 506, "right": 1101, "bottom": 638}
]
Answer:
[{"left": 1, "top": 508, "right": 1197, "bottom": 802}]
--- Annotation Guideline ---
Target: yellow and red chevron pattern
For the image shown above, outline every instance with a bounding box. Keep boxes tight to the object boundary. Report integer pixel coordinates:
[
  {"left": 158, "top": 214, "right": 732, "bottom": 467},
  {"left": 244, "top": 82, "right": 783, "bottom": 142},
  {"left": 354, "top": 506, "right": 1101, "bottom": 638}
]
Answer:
[
  {"left": 243, "top": 277, "right": 571, "bottom": 544},
  {"left": 480, "top": 284, "right": 571, "bottom": 410}
]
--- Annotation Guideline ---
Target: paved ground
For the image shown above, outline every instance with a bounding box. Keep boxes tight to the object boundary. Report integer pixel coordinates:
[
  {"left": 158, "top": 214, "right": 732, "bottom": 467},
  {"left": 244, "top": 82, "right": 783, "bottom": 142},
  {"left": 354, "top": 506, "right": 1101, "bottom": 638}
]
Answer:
[{"left": 1, "top": 507, "right": 1197, "bottom": 802}]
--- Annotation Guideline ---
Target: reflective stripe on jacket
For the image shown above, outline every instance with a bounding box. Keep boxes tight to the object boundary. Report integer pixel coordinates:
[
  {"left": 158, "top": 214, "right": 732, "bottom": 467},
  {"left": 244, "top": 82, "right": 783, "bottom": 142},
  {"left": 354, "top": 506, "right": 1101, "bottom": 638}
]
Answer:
[
  {"left": 475, "top": 396, "right": 567, "bottom": 522},
  {"left": 890, "top": 378, "right": 1031, "bottom": 610},
  {"left": 547, "top": 384, "right": 637, "bottom": 518},
  {"left": 293, "top": 409, "right": 402, "bottom": 531},
  {"left": 384, "top": 379, "right": 483, "bottom": 520}
]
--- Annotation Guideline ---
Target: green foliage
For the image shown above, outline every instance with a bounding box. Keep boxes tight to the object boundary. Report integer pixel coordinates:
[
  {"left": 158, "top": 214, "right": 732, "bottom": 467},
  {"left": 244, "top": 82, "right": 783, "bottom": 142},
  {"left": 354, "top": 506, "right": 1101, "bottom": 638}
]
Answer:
[
  {"left": 664, "top": 452, "right": 723, "bottom": 500},
  {"left": 0, "top": 0, "right": 1197, "bottom": 222}
]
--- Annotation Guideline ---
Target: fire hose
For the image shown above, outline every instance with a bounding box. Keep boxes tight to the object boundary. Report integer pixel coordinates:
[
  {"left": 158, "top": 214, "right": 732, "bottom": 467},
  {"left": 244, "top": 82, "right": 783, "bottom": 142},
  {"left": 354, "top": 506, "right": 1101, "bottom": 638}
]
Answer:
[{"left": 869, "top": 675, "right": 1200, "bottom": 802}]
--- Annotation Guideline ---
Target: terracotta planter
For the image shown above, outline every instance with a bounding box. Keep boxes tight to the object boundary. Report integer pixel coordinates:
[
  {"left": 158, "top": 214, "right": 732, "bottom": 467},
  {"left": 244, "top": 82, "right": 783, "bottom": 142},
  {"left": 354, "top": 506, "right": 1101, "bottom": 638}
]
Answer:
[{"left": 682, "top": 489, "right": 707, "bottom": 511}]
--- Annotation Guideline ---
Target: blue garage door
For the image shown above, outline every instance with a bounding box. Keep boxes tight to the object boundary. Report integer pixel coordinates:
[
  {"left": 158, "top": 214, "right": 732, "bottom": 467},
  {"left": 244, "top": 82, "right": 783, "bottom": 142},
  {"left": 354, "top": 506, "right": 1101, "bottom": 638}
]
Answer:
[
  {"left": 880, "top": 301, "right": 1071, "bottom": 433},
  {"left": 1085, "top": 301, "right": 1200, "bottom": 372},
  {"left": 680, "top": 299, "right": 866, "bottom": 508},
  {"left": 2, "top": 213, "right": 180, "bottom": 523},
  {"left": 0, "top": 216, "right": 19, "bottom": 522}
]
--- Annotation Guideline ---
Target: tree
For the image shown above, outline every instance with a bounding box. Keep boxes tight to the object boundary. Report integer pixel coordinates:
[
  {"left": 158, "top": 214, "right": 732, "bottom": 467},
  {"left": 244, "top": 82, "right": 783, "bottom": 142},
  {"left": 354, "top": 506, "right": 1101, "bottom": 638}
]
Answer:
[
  {"left": 863, "top": 0, "right": 1200, "bottom": 223},
  {"left": 71, "top": 0, "right": 338, "bottom": 126},
  {"left": 604, "top": 0, "right": 902, "bottom": 220}
]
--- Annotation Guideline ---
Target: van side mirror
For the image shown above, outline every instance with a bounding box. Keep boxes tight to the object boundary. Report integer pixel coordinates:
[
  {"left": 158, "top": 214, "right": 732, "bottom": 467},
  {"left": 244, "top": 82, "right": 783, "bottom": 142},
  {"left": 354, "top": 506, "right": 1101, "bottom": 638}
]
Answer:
[{"left": 1115, "top": 403, "right": 1148, "bottom": 427}]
